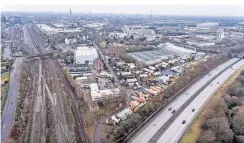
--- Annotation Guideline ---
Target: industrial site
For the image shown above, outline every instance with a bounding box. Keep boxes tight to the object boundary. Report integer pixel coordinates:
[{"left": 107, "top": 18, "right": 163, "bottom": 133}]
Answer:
[{"left": 1, "top": 4, "right": 244, "bottom": 143}]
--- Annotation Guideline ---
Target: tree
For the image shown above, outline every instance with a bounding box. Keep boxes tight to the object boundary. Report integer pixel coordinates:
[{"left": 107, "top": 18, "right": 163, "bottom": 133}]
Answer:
[
  {"left": 204, "top": 109, "right": 216, "bottom": 120},
  {"left": 224, "top": 95, "right": 242, "bottom": 109},
  {"left": 235, "top": 135, "right": 244, "bottom": 143},
  {"left": 241, "top": 70, "right": 244, "bottom": 76},
  {"left": 4, "top": 80, "right": 8, "bottom": 85},
  {"left": 236, "top": 88, "right": 244, "bottom": 97},
  {"left": 236, "top": 76, "right": 244, "bottom": 83},
  {"left": 216, "top": 126, "right": 234, "bottom": 143},
  {"left": 202, "top": 118, "right": 221, "bottom": 131},
  {"left": 212, "top": 98, "right": 228, "bottom": 117},
  {"left": 229, "top": 83, "right": 241, "bottom": 96},
  {"left": 197, "top": 130, "right": 216, "bottom": 143},
  {"left": 232, "top": 114, "right": 244, "bottom": 135}
]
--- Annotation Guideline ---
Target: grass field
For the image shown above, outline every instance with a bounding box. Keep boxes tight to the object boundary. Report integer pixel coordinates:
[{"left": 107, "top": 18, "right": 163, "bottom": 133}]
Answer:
[
  {"left": 181, "top": 66, "right": 244, "bottom": 143},
  {"left": 1, "top": 73, "right": 10, "bottom": 113},
  {"left": 1, "top": 73, "right": 9, "bottom": 84}
]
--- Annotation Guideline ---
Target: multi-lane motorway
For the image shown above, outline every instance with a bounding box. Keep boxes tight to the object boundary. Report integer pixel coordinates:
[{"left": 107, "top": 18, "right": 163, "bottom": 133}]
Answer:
[
  {"left": 1, "top": 58, "right": 23, "bottom": 143},
  {"left": 157, "top": 59, "right": 244, "bottom": 143},
  {"left": 129, "top": 58, "right": 240, "bottom": 143}
]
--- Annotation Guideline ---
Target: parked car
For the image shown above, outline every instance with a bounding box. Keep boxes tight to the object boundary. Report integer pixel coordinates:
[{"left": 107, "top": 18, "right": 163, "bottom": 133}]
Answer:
[
  {"left": 168, "top": 107, "right": 172, "bottom": 111},
  {"left": 171, "top": 109, "right": 176, "bottom": 114},
  {"left": 192, "top": 108, "right": 195, "bottom": 112}
]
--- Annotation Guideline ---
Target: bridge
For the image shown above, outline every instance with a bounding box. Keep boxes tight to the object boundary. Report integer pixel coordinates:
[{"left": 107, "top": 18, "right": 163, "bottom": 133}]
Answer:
[{"left": 27, "top": 52, "right": 53, "bottom": 59}]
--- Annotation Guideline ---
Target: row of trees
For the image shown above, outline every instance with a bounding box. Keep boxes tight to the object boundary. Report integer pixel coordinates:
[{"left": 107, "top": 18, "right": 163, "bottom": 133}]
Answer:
[
  {"left": 197, "top": 70, "right": 244, "bottom": 143},
  {"left": 159, "top": 53, "right": 229, "bottom": 101},
  {"left": 111, "top": 102, "right": 158, "bottom": 142},
  {"left": 10, "top": 61, "right": 32, "bottom": 141}
]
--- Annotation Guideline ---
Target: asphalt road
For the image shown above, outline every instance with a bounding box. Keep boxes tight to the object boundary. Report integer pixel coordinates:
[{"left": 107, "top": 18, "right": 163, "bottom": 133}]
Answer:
[
  {"left": 3, "top": 45, "right": 12, "bottom": 60},
  {"left": 1, "top": 58, "right": 23, "bottom": 143},
  {"left": 93, "top": 44, "right": 135, "bottom": 143},
  {"left": 128, "top": 58, "right": 239, "bottom": 143},
  {"left": 157, "top": 59, "right": 244, "bottom": 143},
  {"left": 94, "top": 44, "right": 120, "bottom": 85}
]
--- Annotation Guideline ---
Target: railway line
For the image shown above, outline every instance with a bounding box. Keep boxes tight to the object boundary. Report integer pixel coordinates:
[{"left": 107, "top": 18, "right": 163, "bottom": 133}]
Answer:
[{"left": 20, "top": 24, "right": 88, "bottom": 143}]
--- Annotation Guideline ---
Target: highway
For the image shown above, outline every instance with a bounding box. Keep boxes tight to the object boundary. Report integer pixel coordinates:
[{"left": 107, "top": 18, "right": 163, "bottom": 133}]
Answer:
[
  {"left": 1, "top": 58, "right": 23, "bottom": 143},
  {"left": 129, "top": 58, "right": 239, "bottom": 143},
  {"left": 157, "top": 59, "right": 244, "bottom": 143}
]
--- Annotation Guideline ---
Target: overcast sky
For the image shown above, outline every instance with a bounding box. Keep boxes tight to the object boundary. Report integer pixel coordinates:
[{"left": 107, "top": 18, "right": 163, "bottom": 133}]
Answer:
[{"left": 2, "top": 0, "right": 244, "bottom": 17}]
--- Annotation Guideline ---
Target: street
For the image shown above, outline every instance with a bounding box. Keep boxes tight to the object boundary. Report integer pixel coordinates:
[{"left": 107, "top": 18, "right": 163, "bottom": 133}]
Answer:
[{"left": 1, "top": 58, "right": 23, "bottom": 143}]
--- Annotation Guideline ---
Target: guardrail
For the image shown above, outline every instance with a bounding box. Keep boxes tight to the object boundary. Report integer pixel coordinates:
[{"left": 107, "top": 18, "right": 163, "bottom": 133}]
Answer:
[
  {"left": 148, "top": 58, "right": 241, "bottom": 143},
  {"left": 123, "top": 58, "right": 240, "bottom": 143}
]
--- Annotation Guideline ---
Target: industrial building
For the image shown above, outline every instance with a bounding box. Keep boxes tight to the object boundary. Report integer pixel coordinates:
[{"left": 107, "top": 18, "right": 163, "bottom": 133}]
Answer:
[
  {"left": 162, "top": 43, "right": 195, "bottom": 58},
  {"left": 89, "top": 83, "right": 120, "bottom": 101},
  {"left": 75, "top": 47, "right": 99, "bottom": 65},
  {"left": 197, "top": 22, "right": 219, "bottom": 29},
  {"left": 93, "top": 58, "right": 104, "bottom": 72}
]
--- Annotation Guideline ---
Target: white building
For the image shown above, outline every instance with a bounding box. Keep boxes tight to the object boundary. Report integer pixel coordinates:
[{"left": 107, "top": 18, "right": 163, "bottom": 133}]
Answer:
[
  {"left": 65, "top": 38, "right": 77, "bottom": 44},
  {"left": 158, "top": 75, "right": 170, "bottom": 84},
  {"left": 163, "top": 43, "right": 195, "bottom": 57},
  {"left": 116, "top": 108, "right": 133, "bottom": 120},
  {"left": 109, "top": 32, "right": 127, "bottom": 38},
  {"left": 197, "top": 22, "right": 219, "bottom": 29},
  {"left": 75, "top": 47, "right": 98, "bottom": 65},
  {"left": 90, "top": 83, "right": 120, "bottom": 101}
]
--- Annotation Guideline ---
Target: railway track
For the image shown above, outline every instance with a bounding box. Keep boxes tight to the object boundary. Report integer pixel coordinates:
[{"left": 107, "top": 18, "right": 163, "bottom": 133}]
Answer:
[{"left": 23, "top": 24, "right": 88, "bottom": 143}]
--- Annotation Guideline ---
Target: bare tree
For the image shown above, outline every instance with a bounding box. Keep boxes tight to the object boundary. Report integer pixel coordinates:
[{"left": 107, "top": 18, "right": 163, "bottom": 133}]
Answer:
[
  {"left": 197, "top": 130, "right": 216, "bottom": 143},
  {"left": 232, "top": 114, "right": 244, "bottom": 135}
]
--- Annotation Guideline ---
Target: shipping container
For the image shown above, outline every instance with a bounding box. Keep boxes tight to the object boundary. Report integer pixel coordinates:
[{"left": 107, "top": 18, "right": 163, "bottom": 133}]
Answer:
[
  {"left": 130, "top": 101, "right": 140, "bottom": 108},
  {"left": 150, "top": 86, "right": 161, "bottom": 93},
  {"left": 138, "top": 97, "right": 146, "bottom": 102},
  {"left": 128, "top": 82, "right": 135, "bottom": 87},
  {"left": 133, "top": 102, "right": 146, "bottom": 112},
  {"left": 127, "top": 78, "right": 137, "bottom": 83},
  {"left": 120, "top": 71, "right": 132, "bottom": 76},
  {"left": 147, "top": 89, "right": 158, "bottom": 96}
]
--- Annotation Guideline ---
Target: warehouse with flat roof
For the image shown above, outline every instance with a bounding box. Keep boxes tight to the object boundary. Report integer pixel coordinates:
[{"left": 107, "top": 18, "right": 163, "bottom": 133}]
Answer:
[{"left": 75, "top": 47, "right": 98, "bottom": 65}]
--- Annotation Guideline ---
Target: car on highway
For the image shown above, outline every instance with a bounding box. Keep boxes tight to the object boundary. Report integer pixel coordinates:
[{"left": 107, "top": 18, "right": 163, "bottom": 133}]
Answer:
[
  {"left": 182, "top": 120, "right": 186, "bottom": 124},
  {"left": 168, "top": 107, "right": 172, "bottom": 111},
  {"left": 192, "top": 108, "right": 195, "bottom": 112},
  {"left": 171, "top": 109, "right": 176, "bottom": 114}
]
